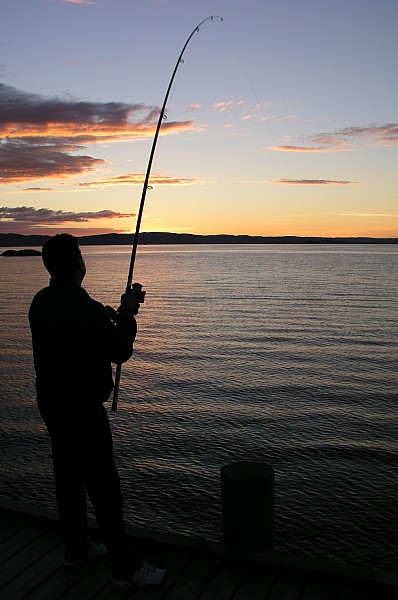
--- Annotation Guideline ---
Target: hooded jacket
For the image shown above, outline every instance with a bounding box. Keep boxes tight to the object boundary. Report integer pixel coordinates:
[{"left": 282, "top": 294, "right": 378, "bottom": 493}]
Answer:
[{"left": 29, "top": 280, "right": 136, "bottom": 412}]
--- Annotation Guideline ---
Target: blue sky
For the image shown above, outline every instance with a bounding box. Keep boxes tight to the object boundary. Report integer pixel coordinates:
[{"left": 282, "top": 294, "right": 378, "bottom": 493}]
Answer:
[{"left": 1, "top": 0, "right": 397, "bottom": 237}]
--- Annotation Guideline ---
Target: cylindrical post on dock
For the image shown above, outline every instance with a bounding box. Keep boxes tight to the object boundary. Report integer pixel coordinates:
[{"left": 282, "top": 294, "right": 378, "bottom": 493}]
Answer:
[{"left": 221, "top": 462, "right": 274, "bottom": 550}]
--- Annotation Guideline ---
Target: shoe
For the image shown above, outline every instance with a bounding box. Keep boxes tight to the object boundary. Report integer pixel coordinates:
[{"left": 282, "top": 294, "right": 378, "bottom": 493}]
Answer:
[
  {"left": 112, "top": 561, "right": 166, "bottom": 588},
  {"left": 64, "top": 542, "right": 108, "bottom": 567}
]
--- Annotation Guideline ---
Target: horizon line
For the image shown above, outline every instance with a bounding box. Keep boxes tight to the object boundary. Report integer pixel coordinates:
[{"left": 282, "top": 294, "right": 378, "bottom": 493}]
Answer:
[{"left": 1, "top": 231, "right": 398, "bottom": 243}]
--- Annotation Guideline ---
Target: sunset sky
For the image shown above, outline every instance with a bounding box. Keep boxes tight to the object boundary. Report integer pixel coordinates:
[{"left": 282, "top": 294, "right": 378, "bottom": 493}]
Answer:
[{"left": 1, "top": 0, "right": 397, "bottom": 238}]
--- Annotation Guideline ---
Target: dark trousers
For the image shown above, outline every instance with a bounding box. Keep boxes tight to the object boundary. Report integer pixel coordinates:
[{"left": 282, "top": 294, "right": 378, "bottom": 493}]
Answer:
[{"left": 40, "top": 402, "right": 140, "bottom": 571}]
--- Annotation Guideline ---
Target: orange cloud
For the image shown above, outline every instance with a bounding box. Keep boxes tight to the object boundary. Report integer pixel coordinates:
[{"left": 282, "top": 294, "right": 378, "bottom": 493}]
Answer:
[
  {"left": 0, "top": 140, "right": 104, "bottom": 184},
  {"left": 0, "top": 84, "right": 195, "bottom": 184},
  {"left": 77, "top": 173, "right": 200, "bottom": 187},
  {"left": 272, "top": 145, "right": 342, "bottom": 153}
]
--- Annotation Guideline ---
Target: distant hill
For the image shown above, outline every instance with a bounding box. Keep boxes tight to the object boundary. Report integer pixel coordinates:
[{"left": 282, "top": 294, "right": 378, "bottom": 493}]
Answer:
[
  {"left": 1, "top": 248, "right": 41, "bottom": 256},
  {"left": 0, "top": 231, "right": 397, "bottom": 247}
]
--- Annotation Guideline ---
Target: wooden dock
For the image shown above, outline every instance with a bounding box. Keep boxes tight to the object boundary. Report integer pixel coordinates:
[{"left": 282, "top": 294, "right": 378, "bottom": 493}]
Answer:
[{"left": 0, "top": 500, "right": 397, "bottom": 600}]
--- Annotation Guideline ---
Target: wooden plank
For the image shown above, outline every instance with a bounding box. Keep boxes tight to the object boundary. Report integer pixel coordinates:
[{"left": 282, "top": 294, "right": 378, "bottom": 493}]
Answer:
[
  {"left": 0, "top": 529, "right": 62, "bottom": 589},
  {"left": 334, "top": 581, "right": 372, "bottom": 600},
  {"left": 95, "top": 548, "right": 193, "bottom": 600},
  {"left": 336, "top": 579, "right": 398, "bottom": 600},
  {"left": 0, "top": 520, "right": 49, "bottom": 565},
  {"left": 267, "top": 574, "right": 305, "bottom": 600},
  {"left": 130, "top": 552, "right": 193, "bottom": 600},
  {"left": 197, "top": 562, "right": 245, "bottom": 600},
  {"left": 2, "top": 503, "right": 397, "bottom": 595},
  {"left": 0, "top": 514, "right": 11, "bottom": 528},
  {"left": 0, "top": 515, "right": 28, "bottom": 544},
  {"left": 162, "top": 554, "right": 220, "bottom": 600},
  {"left": 44, "top": 558, "right": 111, "bottom": 600},
  {"left": 370, "top": 584, "right": 398, "bottom": 600},
  {"left": 232, "top": 567, "right": 275, "bottom": 600},
  {"left": 0, "top": 540, "right": 65, "bottom": 600},
  {"left": 127, "top": 550, "right": 194, "bottom": 600},
  {"left": 56, "top": 544, "right": 167, "bottom": 600},
  {"left": 301, "top": 578, "right": 336, "bottom": 600},
  {"left": 21, "top": 549, "right": 136, "bottom": 600},
  {"left": 0, "top": 504, "right": 397, "bottom": 600}
]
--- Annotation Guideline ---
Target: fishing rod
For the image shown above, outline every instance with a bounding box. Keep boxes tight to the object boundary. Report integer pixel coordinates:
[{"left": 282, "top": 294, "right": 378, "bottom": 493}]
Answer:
[{"left": 112, "top": 15, "right": 223, "bottom": 411}]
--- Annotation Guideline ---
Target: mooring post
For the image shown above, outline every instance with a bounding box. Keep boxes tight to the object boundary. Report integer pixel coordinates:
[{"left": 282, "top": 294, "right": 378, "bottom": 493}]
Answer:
[{"left": 221, "top": 461, "right": 274, "bottom": 550}]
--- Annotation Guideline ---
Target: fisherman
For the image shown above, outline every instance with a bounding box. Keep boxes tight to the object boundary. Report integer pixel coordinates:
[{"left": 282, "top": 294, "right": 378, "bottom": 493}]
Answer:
[{"left": 29, "top": 233, "right": 165, "bottom": 588}]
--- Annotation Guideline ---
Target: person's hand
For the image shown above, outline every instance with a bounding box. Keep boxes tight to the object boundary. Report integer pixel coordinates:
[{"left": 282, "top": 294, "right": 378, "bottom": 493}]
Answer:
[{"left": 120, "top": 289, "right": 140, "bottom": 316}]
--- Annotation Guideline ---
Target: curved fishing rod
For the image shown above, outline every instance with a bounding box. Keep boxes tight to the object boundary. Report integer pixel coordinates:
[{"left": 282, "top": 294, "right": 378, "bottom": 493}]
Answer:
[{"left": 112, "top": 15, "right": 223, "bottom": 411}]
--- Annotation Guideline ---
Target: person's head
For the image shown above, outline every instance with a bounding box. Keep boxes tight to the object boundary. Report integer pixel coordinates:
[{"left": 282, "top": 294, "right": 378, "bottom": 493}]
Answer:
[{"left": 42, "top": 233, "right": 86, "bottom": 283}]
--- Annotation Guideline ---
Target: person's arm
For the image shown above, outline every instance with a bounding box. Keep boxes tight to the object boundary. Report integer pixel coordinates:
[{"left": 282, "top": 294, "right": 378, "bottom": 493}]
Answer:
[{"left": 100, "top": 287, "right": 141, "bottom": 364}]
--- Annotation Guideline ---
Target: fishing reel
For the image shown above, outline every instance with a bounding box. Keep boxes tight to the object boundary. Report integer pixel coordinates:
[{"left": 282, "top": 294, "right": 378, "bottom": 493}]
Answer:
[{"left": 132, "top": 282, "right": 145, "bottom": 304}]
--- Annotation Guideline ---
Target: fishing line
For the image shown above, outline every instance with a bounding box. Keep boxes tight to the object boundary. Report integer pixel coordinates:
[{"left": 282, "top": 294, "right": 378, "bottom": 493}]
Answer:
[
  {"left": 220, "top": 19, "right": 315, "bottom": 234},
  {"left": 113, "top": 16, "right": 314, "bottom": 410},
  {"left": 112, "top": 16, "right": 224, "bottom": 411}
]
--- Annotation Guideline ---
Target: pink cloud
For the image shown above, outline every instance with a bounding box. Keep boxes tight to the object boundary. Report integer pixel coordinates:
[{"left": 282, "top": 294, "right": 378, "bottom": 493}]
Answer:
[
  {"left": 272, "top": 146, "right": 343, "bottom": 153},
  {"left": 310, "top": 124, "right": 398, "bottom": 149}
]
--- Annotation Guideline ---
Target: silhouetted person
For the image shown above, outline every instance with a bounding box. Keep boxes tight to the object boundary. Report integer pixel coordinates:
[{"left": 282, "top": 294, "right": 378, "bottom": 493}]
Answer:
[{"left": 29, "top": 233, "right": 165, "bottom": 588}]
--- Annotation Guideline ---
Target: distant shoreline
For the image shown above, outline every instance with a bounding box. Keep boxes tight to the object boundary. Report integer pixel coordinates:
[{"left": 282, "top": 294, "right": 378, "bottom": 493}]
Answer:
[{"left": 1, "top": 231, "right": 397, "bottom": 247}]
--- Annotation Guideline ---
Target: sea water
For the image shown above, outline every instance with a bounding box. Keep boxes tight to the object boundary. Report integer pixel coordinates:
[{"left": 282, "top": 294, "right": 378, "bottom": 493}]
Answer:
[{"left": 0, "top": 244, "right": 397, "bottom": 571}]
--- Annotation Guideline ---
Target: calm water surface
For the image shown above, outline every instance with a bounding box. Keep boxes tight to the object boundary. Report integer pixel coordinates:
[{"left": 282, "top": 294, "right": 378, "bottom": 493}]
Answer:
[{"left": 0, "top": 244, "right": 397, "bottom": 571}]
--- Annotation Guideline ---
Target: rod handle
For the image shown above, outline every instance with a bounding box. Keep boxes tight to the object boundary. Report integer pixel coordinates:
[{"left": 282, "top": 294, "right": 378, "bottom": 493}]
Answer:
[{"left": 112, "top": 363, "right": 122, "bottom": 411}]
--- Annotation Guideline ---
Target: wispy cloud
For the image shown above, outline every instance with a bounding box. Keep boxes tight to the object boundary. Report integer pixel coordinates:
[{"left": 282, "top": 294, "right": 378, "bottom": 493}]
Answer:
[
  {"left": 0, "top": 206, "right": 135, "bottom": 233},
  {"left": 272, "top": 123, "right": 398, "bottom": 154},
  {"left": 212, "top": 100, "right": 271, "bottom": 123},
  {"left": 312, "top": 124, "right": 398, "bottom": 147},
  {"left": 272, "top": 179, "right": 357, "bottom": 185},
  {"left": 213, "top": 101, "right": 237, "bottom": 110},
  {"left": 22, "top": 187, "right": 54, "bottom": 192},
  {"left": 62, "top": 0, "right": 95, "bottom": 4},
  {"left": 339, "top": 213, "right": 398, "bottom": 217},
  {"left": 186, "top": 103, "right": 202, "bottom": 111},
  {"left": 0, "top": 83, "right": 195, "bottom": 184},
  {"left": 272, "top": 145, "right": 344, "bottom": 153},
  {"left": 77, "top": 173, "right": 200, "bottom": 187}
]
